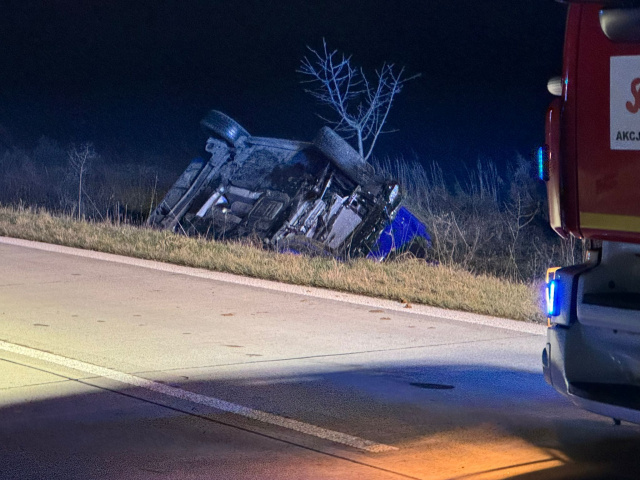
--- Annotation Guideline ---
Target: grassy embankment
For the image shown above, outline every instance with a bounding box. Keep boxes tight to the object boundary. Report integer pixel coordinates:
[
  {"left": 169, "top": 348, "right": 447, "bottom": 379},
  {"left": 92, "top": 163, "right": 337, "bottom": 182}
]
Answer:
[{"left": 0, "top": 205, "right": 545, "bottom": 323}]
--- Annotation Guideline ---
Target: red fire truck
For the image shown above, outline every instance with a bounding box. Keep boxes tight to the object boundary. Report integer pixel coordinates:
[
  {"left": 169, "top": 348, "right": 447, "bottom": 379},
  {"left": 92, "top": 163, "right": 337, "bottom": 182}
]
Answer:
[{"left": 541, "top": 0, "right": 640, "bottom": 424}]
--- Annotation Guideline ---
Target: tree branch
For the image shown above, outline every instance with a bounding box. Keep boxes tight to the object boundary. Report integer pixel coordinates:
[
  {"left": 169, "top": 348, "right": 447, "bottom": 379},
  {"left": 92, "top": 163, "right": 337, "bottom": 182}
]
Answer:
[{"left": 299, "top": 40, "right": 418, "bottom": 160}]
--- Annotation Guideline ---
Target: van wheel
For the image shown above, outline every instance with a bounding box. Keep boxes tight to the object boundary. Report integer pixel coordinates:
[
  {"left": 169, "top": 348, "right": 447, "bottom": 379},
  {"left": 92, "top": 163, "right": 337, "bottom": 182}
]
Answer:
[
  {"left": 313, "top": 127, "right": 374, "bottom": 183},
  {"left": 200, "top": 110, "right": 250, "bottom": 147}
]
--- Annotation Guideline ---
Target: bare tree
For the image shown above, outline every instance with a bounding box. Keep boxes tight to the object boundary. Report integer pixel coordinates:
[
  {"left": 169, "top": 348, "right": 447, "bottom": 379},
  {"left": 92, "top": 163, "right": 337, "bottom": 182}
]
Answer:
[
  {"left": 299, "top": 40, "right": 417, "bottom": 161},
  {"left": 67, "top": 142, "right": 97, "bottom": 219}
]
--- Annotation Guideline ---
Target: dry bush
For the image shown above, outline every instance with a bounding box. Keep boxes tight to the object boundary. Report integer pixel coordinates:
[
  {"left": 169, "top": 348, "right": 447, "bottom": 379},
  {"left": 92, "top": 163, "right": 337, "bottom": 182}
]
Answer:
[
  {"left": 0, "top": 138, "right": 178, "bottom": 224},
  {"left": 375, "top": 155, "right": 581, "bottom": 282}
]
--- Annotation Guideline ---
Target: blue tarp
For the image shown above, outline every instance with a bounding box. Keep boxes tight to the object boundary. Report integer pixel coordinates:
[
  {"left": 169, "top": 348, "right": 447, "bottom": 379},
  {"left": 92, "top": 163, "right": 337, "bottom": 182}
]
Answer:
[{"left": 368, "top": 207, "right": 431, "bottom": 260}]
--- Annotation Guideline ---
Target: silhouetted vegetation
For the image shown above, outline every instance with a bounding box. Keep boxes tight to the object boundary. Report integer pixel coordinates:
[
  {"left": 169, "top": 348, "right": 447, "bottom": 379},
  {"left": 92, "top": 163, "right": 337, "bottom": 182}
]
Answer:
[
  {"left": 374, "top": 155, "right": 581, "bottom": 282},
  {"left": 0, "top": 137, "right": 179, "bottom": 223}
]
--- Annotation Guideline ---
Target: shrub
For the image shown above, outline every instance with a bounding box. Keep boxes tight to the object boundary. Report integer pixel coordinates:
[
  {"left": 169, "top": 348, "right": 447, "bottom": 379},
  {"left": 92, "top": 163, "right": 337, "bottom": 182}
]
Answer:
[
  {"left": 0, "top": 138, "right": 179, "bottom": 223},
  {"left": 374, "top": 155, "right": 581, "bottom": 282}
]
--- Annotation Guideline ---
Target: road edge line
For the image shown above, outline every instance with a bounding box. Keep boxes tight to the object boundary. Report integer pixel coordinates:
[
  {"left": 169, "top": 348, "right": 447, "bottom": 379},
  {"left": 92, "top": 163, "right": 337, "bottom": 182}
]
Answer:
[{"left": 0, "top": 236, "right": 545, "bottom": 336}]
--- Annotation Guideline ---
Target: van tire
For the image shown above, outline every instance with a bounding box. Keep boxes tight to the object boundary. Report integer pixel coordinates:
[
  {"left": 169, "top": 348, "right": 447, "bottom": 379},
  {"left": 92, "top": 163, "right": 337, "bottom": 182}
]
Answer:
[
  {"left": 201, "top": 110, "right": 250, "bottom": 147},
  {"left": 313, "top": 127, "right": 374, "bottom": 184}
]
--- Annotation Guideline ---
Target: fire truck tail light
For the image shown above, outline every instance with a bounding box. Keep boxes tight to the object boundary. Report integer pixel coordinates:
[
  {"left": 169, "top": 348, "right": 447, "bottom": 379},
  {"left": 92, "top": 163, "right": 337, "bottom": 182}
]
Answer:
[{"left": 537, "top": 145, "right": 550, "bottom": 181}]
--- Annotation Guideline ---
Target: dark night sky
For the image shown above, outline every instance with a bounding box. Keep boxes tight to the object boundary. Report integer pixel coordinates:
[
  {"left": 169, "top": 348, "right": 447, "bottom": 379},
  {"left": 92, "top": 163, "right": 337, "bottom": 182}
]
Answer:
[{"left": 0, "top": 0, "right": 567, "bottom": 172}]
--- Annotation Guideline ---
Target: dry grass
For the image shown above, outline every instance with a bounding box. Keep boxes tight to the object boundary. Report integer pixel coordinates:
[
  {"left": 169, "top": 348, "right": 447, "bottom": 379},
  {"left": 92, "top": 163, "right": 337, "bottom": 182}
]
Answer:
[{"left": 0, "top": 205, "right": 545, "bottom": 323}]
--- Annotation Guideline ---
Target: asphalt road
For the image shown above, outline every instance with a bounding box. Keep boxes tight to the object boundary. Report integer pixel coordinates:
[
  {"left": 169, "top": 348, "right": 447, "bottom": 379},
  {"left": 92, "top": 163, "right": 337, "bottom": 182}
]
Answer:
[{"left": 1, "top": 237, "right": 639, "bottom": 480}]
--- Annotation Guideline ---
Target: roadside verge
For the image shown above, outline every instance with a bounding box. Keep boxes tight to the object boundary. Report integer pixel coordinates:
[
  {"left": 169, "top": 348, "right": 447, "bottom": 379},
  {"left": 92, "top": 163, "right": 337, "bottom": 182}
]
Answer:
[{"left": 0, "top": 207, "right": 545, "bottom": 324}]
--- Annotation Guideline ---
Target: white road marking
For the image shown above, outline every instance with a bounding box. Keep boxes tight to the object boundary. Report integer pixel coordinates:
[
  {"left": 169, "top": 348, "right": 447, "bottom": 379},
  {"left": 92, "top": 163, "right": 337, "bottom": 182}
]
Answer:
[
  {"left": 0, "top": 339, "right": 397, "bottom": 453},
  {"left": 0, "top": 237, "right": 545, "bottom": 335}
]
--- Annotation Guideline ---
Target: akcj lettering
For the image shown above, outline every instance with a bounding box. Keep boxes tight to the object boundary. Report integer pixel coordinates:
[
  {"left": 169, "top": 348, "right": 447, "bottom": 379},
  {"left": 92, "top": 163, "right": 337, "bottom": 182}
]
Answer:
[{"left": 616, "top": 131, "right": 640, "bottom": 141}]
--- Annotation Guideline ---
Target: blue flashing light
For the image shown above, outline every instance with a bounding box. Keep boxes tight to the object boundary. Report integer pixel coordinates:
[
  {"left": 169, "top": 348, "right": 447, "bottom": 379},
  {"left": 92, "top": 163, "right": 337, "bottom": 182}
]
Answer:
[
  {"left": 546, "top": 279, "right": 559, "bottom": 316},
  {"left": 537, "top": 147, "right": 545, "bottom": 181},
  {"left": 537, "top": 145, "right": 550, "bottom": 182}
]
